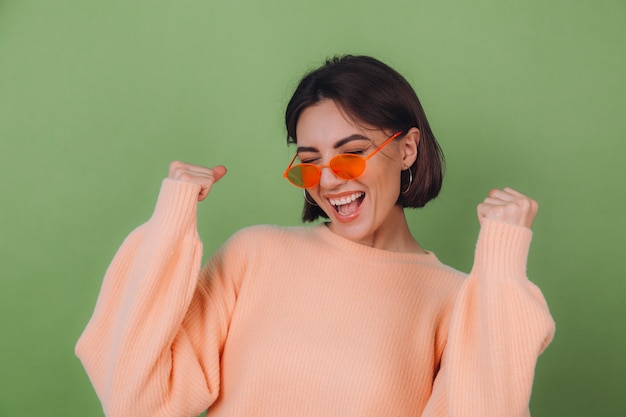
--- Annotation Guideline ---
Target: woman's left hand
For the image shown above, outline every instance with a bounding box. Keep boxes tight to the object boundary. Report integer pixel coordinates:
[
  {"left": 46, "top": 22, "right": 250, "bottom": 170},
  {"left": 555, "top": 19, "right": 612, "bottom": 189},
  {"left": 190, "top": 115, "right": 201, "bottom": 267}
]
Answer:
[{"left": 477, "top": 187, "right": 538, "bottom": 229}]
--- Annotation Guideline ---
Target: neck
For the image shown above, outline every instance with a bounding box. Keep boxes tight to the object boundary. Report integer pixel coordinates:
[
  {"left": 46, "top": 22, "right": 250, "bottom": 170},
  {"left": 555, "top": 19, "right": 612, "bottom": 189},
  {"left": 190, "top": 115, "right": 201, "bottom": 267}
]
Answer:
[{"left": 329, "top": 205, "right": 427, "bottom": 254}]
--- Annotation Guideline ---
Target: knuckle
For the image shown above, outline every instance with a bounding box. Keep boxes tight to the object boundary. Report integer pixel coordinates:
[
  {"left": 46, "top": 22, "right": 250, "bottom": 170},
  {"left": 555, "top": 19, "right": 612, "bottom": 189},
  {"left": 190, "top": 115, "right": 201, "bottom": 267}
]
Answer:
[
  {"left": 169, "top": 160, "right": 184, "bottom": 176},
  {"left": 517, "top": 198, "right": 531, "bottom": 209},
  {"left": 179, "top": 172, "right": 196, "bottom": 183},
  {"left": 519, "top": 197, "right": 538, "bottom": 214}
]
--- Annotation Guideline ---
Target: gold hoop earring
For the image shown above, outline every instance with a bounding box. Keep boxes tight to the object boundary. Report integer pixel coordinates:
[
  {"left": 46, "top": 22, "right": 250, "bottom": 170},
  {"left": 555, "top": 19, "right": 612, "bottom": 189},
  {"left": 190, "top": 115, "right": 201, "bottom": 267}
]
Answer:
[
  {"left": 401, "top": 169, "right": 413, "bottom": 195},
  {"left": 303, "top": 190, "right": 318, "bottom": 206}
]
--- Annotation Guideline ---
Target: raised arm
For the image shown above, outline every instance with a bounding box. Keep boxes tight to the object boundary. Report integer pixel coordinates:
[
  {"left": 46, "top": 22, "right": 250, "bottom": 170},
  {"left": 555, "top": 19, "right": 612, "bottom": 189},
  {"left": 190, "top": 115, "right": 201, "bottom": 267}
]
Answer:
[
  {"left": 76, "top": 162, "right": 231, "bottom": 417},
  {"left": 422, "top": 188, "right": 555, "bottom": 417}
]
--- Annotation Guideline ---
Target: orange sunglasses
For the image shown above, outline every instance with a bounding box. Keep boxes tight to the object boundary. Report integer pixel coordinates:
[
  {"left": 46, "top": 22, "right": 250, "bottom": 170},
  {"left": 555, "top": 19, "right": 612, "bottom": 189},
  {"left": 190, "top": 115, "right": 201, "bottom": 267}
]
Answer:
[{"left": 283, "top": 131, "right": 403, "bottom": 188}]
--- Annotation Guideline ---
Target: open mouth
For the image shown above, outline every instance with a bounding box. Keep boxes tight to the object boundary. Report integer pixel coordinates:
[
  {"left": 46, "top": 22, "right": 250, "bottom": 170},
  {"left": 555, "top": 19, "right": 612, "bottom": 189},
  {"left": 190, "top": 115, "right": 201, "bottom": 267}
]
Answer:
[{"left": 328, "top": 192, "right": 365, "bottom": 216}]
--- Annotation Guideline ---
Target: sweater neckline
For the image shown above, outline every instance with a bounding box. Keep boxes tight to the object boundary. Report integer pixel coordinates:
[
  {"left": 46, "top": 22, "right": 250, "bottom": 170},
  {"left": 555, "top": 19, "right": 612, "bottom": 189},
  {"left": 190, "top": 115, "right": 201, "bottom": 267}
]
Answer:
[{"left": 311, "top": 223, "right": 441, "bottom": 265}]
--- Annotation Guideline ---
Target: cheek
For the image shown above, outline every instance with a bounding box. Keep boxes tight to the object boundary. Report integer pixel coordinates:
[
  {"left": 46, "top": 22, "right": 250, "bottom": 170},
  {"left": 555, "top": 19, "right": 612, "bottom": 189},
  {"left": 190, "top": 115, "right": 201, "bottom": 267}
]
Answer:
[
  {"left": 308, "top": 189, "right": 327, "bottom": 207},
  {"left": 375, "top": 169, "right": 402, "bottom": 195}
]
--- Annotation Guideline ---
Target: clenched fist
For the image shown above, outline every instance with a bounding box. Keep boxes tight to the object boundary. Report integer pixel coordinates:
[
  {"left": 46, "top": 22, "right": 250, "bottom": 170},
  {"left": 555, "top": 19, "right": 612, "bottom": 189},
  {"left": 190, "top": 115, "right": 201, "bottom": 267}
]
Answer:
[
  {"left": 168, "top": 160, "right": 227, "bottom": 201},
  {"left": 477, "top": 187, "right": 538, "bottom": 229}
]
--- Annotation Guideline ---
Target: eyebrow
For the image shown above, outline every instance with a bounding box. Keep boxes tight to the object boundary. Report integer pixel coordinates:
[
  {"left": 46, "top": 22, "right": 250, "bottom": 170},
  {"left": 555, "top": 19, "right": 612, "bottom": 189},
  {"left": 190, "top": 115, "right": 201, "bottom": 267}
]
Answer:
[{"left": 296, "top": 134, "right": 371, "bottom": 153}]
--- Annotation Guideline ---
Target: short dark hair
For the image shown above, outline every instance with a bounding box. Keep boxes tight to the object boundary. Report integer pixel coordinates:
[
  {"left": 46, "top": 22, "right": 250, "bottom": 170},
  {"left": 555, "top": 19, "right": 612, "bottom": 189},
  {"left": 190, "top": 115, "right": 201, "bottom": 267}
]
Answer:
[{"left": 285, "top": 55, "right": 445, "bottom": 222}]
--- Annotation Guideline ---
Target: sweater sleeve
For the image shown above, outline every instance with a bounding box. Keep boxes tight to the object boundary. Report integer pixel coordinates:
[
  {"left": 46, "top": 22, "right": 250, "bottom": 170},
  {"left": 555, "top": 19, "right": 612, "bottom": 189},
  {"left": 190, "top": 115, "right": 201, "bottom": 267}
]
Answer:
[
  {"left": 422, "top": 219, "right": 555, "bottom": 417},
  {"left": 75, "top": 179, "right": 239, "bottom": 417}
]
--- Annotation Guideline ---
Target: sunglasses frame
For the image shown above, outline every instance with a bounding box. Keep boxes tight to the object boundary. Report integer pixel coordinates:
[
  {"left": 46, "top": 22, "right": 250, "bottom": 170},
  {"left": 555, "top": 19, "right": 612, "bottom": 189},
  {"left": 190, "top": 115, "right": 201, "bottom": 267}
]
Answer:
[{"left": 283, "top": 131, "right": 404, "bottom": 188}]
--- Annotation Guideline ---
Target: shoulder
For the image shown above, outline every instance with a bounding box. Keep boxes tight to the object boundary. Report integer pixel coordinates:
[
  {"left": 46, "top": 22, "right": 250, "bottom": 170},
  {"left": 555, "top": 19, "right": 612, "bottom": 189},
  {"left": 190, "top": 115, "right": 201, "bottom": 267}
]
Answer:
[
  {"left": 416, "top": 257, "right": 466, "bottom": 298},
  {"left": 430, "top": 260, "right": 466, "bottom": 281},
  {"left": 220, "top": 224, "right": 314, "bottom": 254},
  {"left": 229, "top": 224, "right": 311, "bottom": 241},
  {"left": 205, "top": 225, "right": 314, "bottom": 276}
]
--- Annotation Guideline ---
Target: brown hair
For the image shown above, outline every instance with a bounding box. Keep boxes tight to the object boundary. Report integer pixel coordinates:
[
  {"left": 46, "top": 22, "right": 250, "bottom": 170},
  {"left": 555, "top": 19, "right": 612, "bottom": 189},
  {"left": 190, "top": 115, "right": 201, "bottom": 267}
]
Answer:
[{"left": 285, "top": 55, "right": 444, "bottom": 222}]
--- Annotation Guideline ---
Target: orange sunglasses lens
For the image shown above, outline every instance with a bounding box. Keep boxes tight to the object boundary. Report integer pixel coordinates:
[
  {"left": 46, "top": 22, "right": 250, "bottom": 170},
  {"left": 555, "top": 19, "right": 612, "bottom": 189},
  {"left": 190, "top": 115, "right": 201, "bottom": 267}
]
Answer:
[
  {"left": 286, "top": 155, "right": 366, "bottom": 188},
  {"left": 286, "top": 165, "right": 321, "bottom": 188},
  {"left": 330, "top": 155, "right": 365, "bottom": 179}
]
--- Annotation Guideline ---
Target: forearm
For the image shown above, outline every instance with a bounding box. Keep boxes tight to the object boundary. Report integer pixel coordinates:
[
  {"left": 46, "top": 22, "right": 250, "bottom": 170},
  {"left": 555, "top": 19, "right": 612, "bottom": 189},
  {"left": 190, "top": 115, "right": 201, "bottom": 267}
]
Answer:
[
  {"left": 75, "top": 180, "right": 216, "bottom": 417},
  {"left": 423, "top": 220, "right": 554, "bottom": 417}
]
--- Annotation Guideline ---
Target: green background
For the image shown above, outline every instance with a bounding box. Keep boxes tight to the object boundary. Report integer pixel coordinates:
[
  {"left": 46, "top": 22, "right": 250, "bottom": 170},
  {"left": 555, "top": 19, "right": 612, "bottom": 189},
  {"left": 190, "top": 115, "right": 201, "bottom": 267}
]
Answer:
[{"left": 1, "top": 0, "right": 625, "bottom": 416}]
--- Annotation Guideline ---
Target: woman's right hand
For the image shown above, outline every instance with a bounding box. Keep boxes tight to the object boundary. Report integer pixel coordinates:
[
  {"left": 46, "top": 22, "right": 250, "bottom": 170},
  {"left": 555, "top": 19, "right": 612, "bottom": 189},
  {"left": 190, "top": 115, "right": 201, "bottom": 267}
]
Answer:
[{"left": 168, "top": 160, "right": 227, "bottom": 201}]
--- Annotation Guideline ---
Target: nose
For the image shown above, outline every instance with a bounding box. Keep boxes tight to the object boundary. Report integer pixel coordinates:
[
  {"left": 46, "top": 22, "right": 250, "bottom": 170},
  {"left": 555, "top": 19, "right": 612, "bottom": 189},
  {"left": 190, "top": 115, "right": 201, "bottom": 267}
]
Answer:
[{"left": 318, "top": 165, "right": 346, "bottom": 189}]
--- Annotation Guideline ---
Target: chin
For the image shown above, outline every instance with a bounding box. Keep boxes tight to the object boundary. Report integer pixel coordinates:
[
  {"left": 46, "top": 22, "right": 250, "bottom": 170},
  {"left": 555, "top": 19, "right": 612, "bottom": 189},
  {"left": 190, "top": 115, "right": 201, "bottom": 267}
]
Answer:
[{"left": 328, "top": 215, "right": 374, "bottom": 243}]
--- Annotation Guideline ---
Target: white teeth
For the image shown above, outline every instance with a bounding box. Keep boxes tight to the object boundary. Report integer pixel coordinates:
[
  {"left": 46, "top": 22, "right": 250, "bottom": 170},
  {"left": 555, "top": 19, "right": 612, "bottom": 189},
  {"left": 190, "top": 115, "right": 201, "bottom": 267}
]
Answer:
[{"left": 328, "top": 192, "right": 364, "bottom": 206}]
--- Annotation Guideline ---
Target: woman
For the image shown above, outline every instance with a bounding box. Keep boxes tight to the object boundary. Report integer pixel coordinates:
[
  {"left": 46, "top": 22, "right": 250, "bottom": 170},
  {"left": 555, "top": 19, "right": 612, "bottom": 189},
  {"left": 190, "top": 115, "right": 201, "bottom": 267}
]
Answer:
[{"left": 76, "top": 55, "right": 554, "bottom": 417}]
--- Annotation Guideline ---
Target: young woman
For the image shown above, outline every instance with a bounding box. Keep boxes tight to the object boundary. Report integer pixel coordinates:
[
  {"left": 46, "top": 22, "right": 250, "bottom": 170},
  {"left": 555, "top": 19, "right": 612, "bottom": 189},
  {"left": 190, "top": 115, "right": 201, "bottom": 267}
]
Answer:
[{"left": 76, "top": 55, "right": 554, "bottom": 417}]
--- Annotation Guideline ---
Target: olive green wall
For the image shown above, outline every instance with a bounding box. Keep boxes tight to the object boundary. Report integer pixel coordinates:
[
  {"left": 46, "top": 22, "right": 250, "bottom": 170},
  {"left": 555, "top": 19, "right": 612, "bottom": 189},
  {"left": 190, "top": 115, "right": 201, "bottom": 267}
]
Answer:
[{"left": 1, "top": 1, "right": 624, "bottom": 416}]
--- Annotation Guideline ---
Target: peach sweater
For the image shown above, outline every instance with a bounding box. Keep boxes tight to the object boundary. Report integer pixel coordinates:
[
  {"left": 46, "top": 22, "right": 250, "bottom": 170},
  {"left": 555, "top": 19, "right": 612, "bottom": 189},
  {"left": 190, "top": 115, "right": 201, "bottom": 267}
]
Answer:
[{"left": 76, "top": 179, "right": 554, "bottom": 417}]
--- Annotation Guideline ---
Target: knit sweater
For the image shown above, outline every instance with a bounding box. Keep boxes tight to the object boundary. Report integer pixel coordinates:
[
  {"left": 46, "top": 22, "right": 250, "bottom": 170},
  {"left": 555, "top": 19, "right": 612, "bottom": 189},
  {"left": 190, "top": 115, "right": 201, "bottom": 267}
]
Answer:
[{"left": 76, "top": 179, "right": 555, "bottom": 417}]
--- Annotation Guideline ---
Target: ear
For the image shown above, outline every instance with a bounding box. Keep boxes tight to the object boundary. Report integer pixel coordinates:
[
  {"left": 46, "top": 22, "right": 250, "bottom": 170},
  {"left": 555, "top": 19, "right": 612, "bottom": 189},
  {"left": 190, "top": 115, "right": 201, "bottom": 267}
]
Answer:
[{"left": 400, "top": 127, "right": 420, "bottom": 169}]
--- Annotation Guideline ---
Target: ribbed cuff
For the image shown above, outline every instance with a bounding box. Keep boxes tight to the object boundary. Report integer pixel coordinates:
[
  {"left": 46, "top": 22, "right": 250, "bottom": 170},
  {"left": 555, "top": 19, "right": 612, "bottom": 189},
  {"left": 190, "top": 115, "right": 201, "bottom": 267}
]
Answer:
[
  {"left": 471, "top": 219, "right": 533, "bottom": 279},
  {"left": 149, "top": 179, "right": 201, "bottom": 240}
]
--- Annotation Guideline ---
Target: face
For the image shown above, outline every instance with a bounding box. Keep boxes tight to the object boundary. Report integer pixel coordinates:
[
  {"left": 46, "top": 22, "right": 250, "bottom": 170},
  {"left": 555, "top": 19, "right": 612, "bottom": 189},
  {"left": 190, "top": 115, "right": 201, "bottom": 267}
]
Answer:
[{"left": 295, "top": 99, "right": 418, "bottom": 248}]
